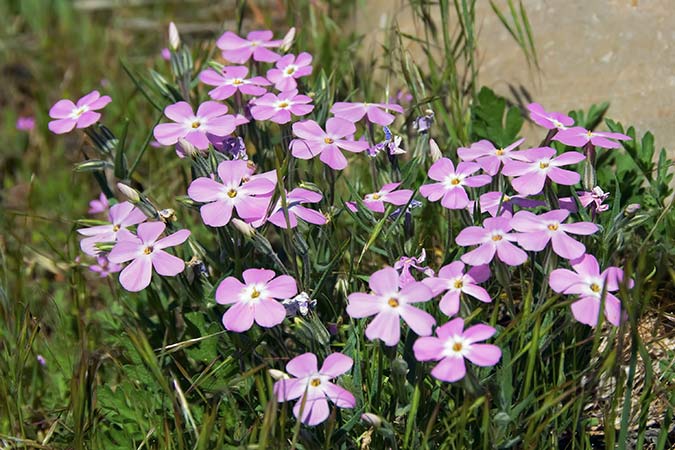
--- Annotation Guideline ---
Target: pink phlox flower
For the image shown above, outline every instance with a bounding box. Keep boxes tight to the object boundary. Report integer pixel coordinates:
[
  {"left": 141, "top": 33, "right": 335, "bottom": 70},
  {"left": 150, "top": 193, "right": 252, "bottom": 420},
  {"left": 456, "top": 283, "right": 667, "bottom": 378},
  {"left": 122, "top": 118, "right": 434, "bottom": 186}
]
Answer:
[
  {"left": 258, "top": 188, "right": 327, "bottom": 229},
  {"left": 153, "top": 101, "right": 236, "bottom": 150},
  {"left": 346, "top": 266, "right": 435, "bottom": 346},
  {"left": 290, "top": 118, "right": 368, "bottom": 170},
  {"left": 478, "top": 191, "right": 545, "bottom": 217},
  {"left": 88, "top": 193, "right": 109, "bottom": 215},
  {"left": 161, "top": 47, "right": 171, "bottom": 60},
  {"left": 549, "top": 254, "right": 633, "bottom": 326},
  {"left": 78, "top": 201, "right": 147, "bottom": 256},
  {"left": 578, "top": 186, "right": 610, "bottom": 213},
  {"left": 455, "top": 214, "right": 528, "bottom": 266},
  {"left": 215, "top": 268, "right": 297, "bottom": 332},
  {"left": 363, "top": 182, "right": 413, "bottom": 213},
  {"left": 274, "top": 352, "right": 355, "bottom": 426},
  {"left": 187, "top": 160, "right": 276, "bottom": 227},
  {"left": 16, "top": 116, "right": 35, "bottom": 131},
  {"left": 420, "top": 158, "right": 492, "bottom": 210},
  {"left": 527, "top": 103, "right": 574, "bottom": 130},
  {"left": 457, "top": 138, "right": 527, "bottom": 176},
  {"left": 394, "top": 249, "right": 435, "bottom": 287},
  {"left": 108, "top": 222, "right": 190, "bottom": 292},
  {"left": 217, "top": 30, "right": 282, "bottom": 63},
  {"left": 553, "top": 126, "right": 631, "bottom": 149},
  {"left": 48, "top": 90, "right": 112, "bottom": 134},
  {"left": 199, "top": 66, "right": 271, "bottom": 100},
  {"left": 413, "top": 318, "right": 501, "bottom": 382},
  {"left": 88, "top": 254, "right": 122, "bottom": 278},
  {"left": 266, "top": 52, "right": 313, "bottom": 91},
  {"left": 511, "top": 209, "right": 598, "bottom": 260},
  {"left": 330, "top": 101, "right": 404, "bottom": 126},
  {"left": 502, "top": 146, "right": 584, "bottom": 195},
  {"left": 422, "top": 262, "right": 491, "bottom": 317},
  {"left": 250, "top": 89, "right": 314, "bottom": 124}
]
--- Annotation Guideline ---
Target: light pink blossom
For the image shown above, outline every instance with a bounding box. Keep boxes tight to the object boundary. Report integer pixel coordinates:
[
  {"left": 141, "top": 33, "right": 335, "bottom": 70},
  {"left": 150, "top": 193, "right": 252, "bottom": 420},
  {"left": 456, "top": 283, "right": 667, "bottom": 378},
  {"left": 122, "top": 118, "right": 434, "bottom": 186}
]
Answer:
[
  {"left": 199, "top": 66, "right": 271, "bottom": 100},
  {"left": 78, "top": 201, "right": 146, "bottom": 256},
  {"left": 363, "top": 182, "right": 413, "bottom": 213},
  {"left": 89, "top": 254, "right": 122, "bottom": 278},
  {"left": 88, "top": 193, "right": 109, "bottom": 215},
  {"left": 413, "top": 318, "right": 501, "bottom": 382},
  {"left": 455, "top": 215, "right": 527, "bottom": 266},
  {"left": 108, "top": 222, "right": 190, "bottom": 292},
  {"left": 422, "top": 262, "right": 491, "bottom": 317},
  {"left": 266, "top": 52, "right": 313, "bottom": 91},
  {"left": 330, "top": 102, "right": 404, "bottom": 126},
  {"left": 48, "top": 90, "right": 111, "bottom": 134},
  {"left": 394, "top": 249, "right": 434, "bottom": 287},
  {"left": 153, "top": 101, "right": 236, "bottom": 149},
  {"left": 260, "top": 188, "right": 327, "bottom": 229},
  {"left": 346, "top": 267, "right": 435, "bottom": 346},
  {"left": 215, "top": 268, "right": 297, "bottom": 332},
  {"left": 527, "top": 103, "right": 574, "bottom": 130},
  {"left": 501, "top": 147, "right": 584, "bottom": 195},
  {"left": 216, "top": 30, "right": 281, "bottom": 63},
  {"left": 419, "top": 158, "right": 491, "bottom": 210},
  {"left": 553, "top": 127, "right": 631, "bottom": 149},
  {"left": 457, "top": 138, "right": 527, "bottom": 176},
  {"left": 250, "top": 90, "right": 314, "bottom": 124},
  {"left": 274, "top": 352, "right": 355, "bottom": 426},
  {"left": 290, "top": 118, "right": 368, "bottom": 170},
  {"left": 478, "top": 191, "right": 545, "bottom": 217}
]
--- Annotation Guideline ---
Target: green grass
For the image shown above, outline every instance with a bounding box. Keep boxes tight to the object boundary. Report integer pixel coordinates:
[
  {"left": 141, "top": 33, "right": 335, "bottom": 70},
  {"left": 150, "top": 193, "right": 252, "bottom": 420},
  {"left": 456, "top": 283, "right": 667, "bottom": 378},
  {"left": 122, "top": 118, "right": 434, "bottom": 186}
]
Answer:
[{"left": 1, "top": 1, "right": 674, "bottom": 449}]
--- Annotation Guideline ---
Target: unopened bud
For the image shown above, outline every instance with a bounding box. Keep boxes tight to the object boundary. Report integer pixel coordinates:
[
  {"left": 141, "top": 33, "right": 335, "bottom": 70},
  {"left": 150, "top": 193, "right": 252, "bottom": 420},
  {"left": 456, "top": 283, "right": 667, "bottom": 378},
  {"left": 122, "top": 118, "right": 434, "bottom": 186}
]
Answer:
[
  {"left": 116, "top": 182, "right": 140, "bottom": 203},
  {"left": 168, "top": 22, "right": 181, "bottom": 51},
  {"left": 361, "top": 413, "right": 383, "bottom": 428},
  {"left": 391, "top": 358, "right": 408, "bottom": 377},
  {"left": 281, "top": 27, "right": 296, "bottom": 52},
  {"left": 429, "top": 138, "right": 443, "bottom": 162},
  {"left": 268, "top": 369, "right": 289, "bottom": 380},
  {"left": 159, "top": 208, "right": 176, "bottom": 222},
  {"left": 176, "top": 138, "right": 200, "bottom": 159},
  {"left": 624, "top": 203, "right": 641, "bottom": 215},
  {"left": 231, "top": 218, "right": 255, "bottom": 238}
]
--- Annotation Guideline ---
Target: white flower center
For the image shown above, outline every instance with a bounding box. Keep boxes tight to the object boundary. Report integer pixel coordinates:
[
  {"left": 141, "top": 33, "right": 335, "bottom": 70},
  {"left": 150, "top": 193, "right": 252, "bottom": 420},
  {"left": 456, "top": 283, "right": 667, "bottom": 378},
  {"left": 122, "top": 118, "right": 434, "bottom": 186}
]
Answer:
[
  {"left": 284, "top": 65, "right": 298, "bottom": 76},
  {"left": 443, "top": 336, "right": 469, "bottom": 358},
  {"left": 70, "top": 105, "right": 89, "bottom": 119},
  {"left": 275, "top": 100, "right": 291, "bottom": 110}
]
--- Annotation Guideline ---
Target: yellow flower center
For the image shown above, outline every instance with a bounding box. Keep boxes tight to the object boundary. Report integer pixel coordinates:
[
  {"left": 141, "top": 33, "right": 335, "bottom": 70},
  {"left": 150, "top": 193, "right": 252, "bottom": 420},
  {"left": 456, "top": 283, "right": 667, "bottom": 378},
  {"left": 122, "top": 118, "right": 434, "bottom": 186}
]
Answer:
[
  {"left": 503, "top": 195, "right": 511, "bottom": 202},
  {"left": 539, "top": 162, "right": 550, "bottom": 169},
  {"left": 251, "top": 288, "right": 261, "bottom": 299},
  {"left": 586, "top": 130, "right": 594, "bottom": 137},
  {"left": 143, "top": 246, "right": 153, "bottom": 255},
  {"left": 454, "top": 280, "right": 463, "bottom": 289},
  {"left": 450, "top": 178, "right": 460, "bottom": 185},
  {"left": 286, "top": 67, "right": 296, "bottom": 75},
  {"left": 491, "top": 234, "right": 503, "bottom": 241},
  {"left": 232, "top": 78, "right": 243, "bottom": 85},
  {"left": 387, "top": 298, "right": 400, "bottom": 308},
  {"left": 324, "top": 137, "right": 334, "bottom": 144},
  {"left": 452, "top": 342, "right": 463, "bottom": 352},
  {"left": 372, "top": 193, "right": 381, "bottom": 200},
  {"left": 191, "top": 121, "right": 201, "bottom": 129},
  {"left": 227, "top": 189, "right": 237, "bottom": 198},
  {"left": 590, "top": 283, "right": 601, "bottom": 293},
  {"left": 548, "top": 223, "right": 559, "bottom": 231},
  {"left": 495, "top": 148, "right": 504, "bottom": 156},
  {"left": 278, "top": 101, "right": 289, "bottom": 109},
  {"left": 310, "top": 378, "right": 321, "bottom": 387},
  {"left": 112, "top": 225, "right": 120, "bottom": 232}
]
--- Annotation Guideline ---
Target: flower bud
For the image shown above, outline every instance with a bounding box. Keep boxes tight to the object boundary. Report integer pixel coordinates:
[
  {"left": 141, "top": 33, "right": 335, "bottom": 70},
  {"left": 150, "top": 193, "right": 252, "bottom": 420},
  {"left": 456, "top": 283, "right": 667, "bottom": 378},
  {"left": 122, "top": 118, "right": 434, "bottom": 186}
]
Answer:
[
  {"left": 159, "top": 208, "right": 176, "bottom": 222},
  {"left": 268, "top": 369, "right": 289, "bottom": 380},
  {"left": 231, "top": 218, "right": 255, "bottom": 238},
  {"left": 361, "top": 413, "right": 383, "bottom": 428},
  {"left": 176, "top": 138, "right": 199, "bottom": 159},
  {"left": 624, "top": 203, "right": 641, "bottom": 215},
  {"left": 281, "top": 27, "right": 296, "bottom": 52},
  {"left": 168, "top": 22, "right": 180, "bottom": 51},
  {"left": 391, "top": 358, "right": 408, "bottom": 377},
  {"left": 429, "top": 138, "right": 443, "bottom": 162},
  {"left": 116, "top": 182, "right": 140, "bottom": 203}
]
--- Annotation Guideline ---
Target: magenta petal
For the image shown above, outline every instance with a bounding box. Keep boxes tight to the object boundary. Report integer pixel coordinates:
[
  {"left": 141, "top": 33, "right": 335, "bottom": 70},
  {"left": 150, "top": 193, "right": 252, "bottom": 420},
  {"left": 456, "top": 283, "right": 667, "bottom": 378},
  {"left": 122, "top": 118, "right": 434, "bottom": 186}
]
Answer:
[
  {"left": 287, "top": 352, "right": 318, "bottom": 377},
  {"left": 461, "top": 243, "right": 496, "bottom": 266},
  {"left": 274, "top": 378, "right": 305, "bottom": 402},
  {"left": 604, "top": 293, "right": 622, "bottom": 326},
  {"left": 441, "top": 188, "right": 469, "bottom": 210},
  {"left": 419, "top": 183, "right": 447, "bottom": 202},
  {"left": 462, "top": 284, "right": 491, "bottom": 303},
  {"left": 400, "top": 282, "right": 433, "bottom": 303},
  {"left": 551, "top": 232, "right": 586, "bottom": 260},
  {"left": 365, "top": 106, "right": 395, "bottom": 126},
  {"left": 188, "top": 177, "right": 224, "bottom": 202},
  {"left": 322, "top": 382, "right": 355, "bottom": 408},
  {"left": 155, "top": 229, "right": 190, "bottom": 249},
  {"left": 346, "top": 293, "right": 381, "bottom": 318},
  {"left": 266, "top": 275, "right": 298, "bottom": 299},
  {"left": 465, "top": 344, "right": 502, "bottom": 366},
  {"left": 164, "top": 101, "right": 194, "bottom": 122},
  {"left": 455, "top": 226, "right": 487, "bottom": 246},
  {"left": 439, "top": 291, "right": 460, "bottom": 316},
  {"left": 463, "top": 324, "right": 496, "bottom": 343},
  {"left": 571, "top": 254, "right": 600, "bottom": 277},
  {"left": 561, "top": 222, "right": 598, "bottom": 235},
  {"left": 48, "top": 118, "right": 77, "bottom": 134},
  {"left": 215, "top": 277, "right": 246, "bottom": 304},
  {"left": 119, "top": 256, "right": 153, "bottom": 292},
  {"left": 49, "top": 99, "right": 76, "bottom": 118},
  {"left": 517, "top": 231, "right": 550, "bottom": 252},
  {"left": 151, "top": 250, "right": 185, "bottom": 276},
  {"left": 292, "top": 206, "right": 327, "bottom": 225},
  {"left": 511, "top": 172, "right": 546, "bottom": 195},
  {"left": 430, "top": 356, "right": 466, "bottom": 382},
  {"left": 369, "top": 267, "right": 399, "bottom": 295},
  {"left": 570, "top": 296, "right": 601, "bottom": 327},
  {"left": 365, "top": 311, "right": 401, "bottom": 346},
  {"left": 320, "top": 353, "right": 353, "bottom": 377},
  {"left": 154, "top": 123, "right": 187, "bottom": 145},
  {"left": 427, "top": 158, "right": 455, "bottom": 181},
  {"left": 413, "top": 336, "right": 444, "bottom": 361},
  {"left": 326, "top": 117, "right": 355, "bottom": 138},
  {"left": 222, "top": 302, "right": 255, "bottom": 332},
  {"left": 496, "top": 241, "right": 528, "bottom": 266},
  {"left": 553, "top": 151, "right": 585, "bottom": 165},
  {"left": 548, "top": 269, "right": 585, "bottom": 294},
  {"left": 200, "top": 201, "right": 233, "bottom": 227},
  {"left": 295, "top": 396, "right": 330, "bottom": 426},
  {"left": 438, "top": 261, "right": 465, "bottom": 279},
  {"left": 243, "top": 268, "right": 276, "bottom": 285},
  {"left": 76, "top": 111, "right": 100, "bottom": 128},
  {"left": 319, "top": 145, "right": 348, "bottom": 170},
  {"left": 547, "top": 167, "right": 580, "bottom": 186},
  {"left": 436, "top": 318, "right": 465, "bottom": 339},
  {"left": 136, "top": 222, "right": 165, "bottom": 244},
  {"left": 254, "top": 299, "right": 286, "bottom": 328},
  {"left": 398, "top": 305, "right": 435, "bottom": 336},
  {"left": 108, "top": 240, "right": 143, "bottom": 263}
]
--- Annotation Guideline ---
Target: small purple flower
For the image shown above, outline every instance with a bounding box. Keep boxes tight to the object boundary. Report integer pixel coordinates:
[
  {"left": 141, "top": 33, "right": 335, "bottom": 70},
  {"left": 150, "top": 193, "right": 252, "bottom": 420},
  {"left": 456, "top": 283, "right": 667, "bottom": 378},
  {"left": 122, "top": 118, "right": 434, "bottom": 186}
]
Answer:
[
  {"left": 478, "top": 191, "right": 545, "bottom": 217},
  {"left": 394, "top": 249, "right": 435, "bottom": 287},
  {"left": 187, "top": 160, "right": 276, "bottom": 227},
  {"left": 208, "top": 134, "right": 248, "bottom": 159},
  {"left": 108, "top": 222, "right": 190, "bottom": 292},
  {"left": 78, "top": 201, "right": 147, "bottom": 256},
  {"left": 455, "top": 215, "right": 528, "bottom": 266},
  {"left": 549, "top": 254, "right": 633, "bottom": 326},
  {"left": 274, "top": 352, "right": 355, "bottom": 426},
  {"left": 266, "top": 52, "right": 313, "bottom": 91},
  {"left": 161, "top": 47, "right": 171, "bottom": 60},
  {"left": 215, "top": 268, "right": 297, "bottom": 332},
  {"left": 511, "top": 209, "right": 598, "bottom": 260},
  {"left": 153, "top": 101, "right": 237, "bottom": 150},
  {"left": 527, "top": 103, "right": 574, "bottom": 130},
  {"left": 553, "top": 127, "right": 631, "bottom": 149},
  {"left": 250, "top": 90, "right": 314, "bottom": 124},
  {"left": 88, "top": 193, "right": 109, "bottom": 215},
  {"left": 346, "top": 267, "right": 435, "bottom": 346},
  {"left": 420, "top": 158, "right": 492, "bottom": 210},
  {"left": 422, "top": 262, "right": 491, "bottom": 317},
  {"left": 457, "top": 138, "right": 526, "bottom": 176},
  {"left": 363, "top": 182, "right": 413, "bottom": 213},
  {"left": 89, "top": 254, "right": 122, "bottom": 278},
  {"left": 199, "top": 66, "right": 271, "bottom": 100},
  {"left": 290, "top": 118, "right": 368, "bottom": 170},
  {"left": 502, "top": 147, "right": 585, "bottom": 195},
  {"left": 16, "top": 116, "right": 35, "bottom": 131},
  {"left": 37, "top": 355, "right": 47, "bottom": 366},
  {"left": 413, "top": 318, "right": 501, "bottom": 382},
  {"left": 48, "top": 90, "right": 111, "bottom": 134},
  {"left": 330, "top": 101, "right": 404, "bottom": 126},
  {"left": 259, "top": 188, "right": 327, "bottom": 229},
  {"left": 413, "top": 111, "right": 434, "bottom": 134},
  {"left": 578, "top": 186, "right": 610, "bottom": 213},
  {"left": 217, "top": 30, "right": 281, "bottom": 63}
]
